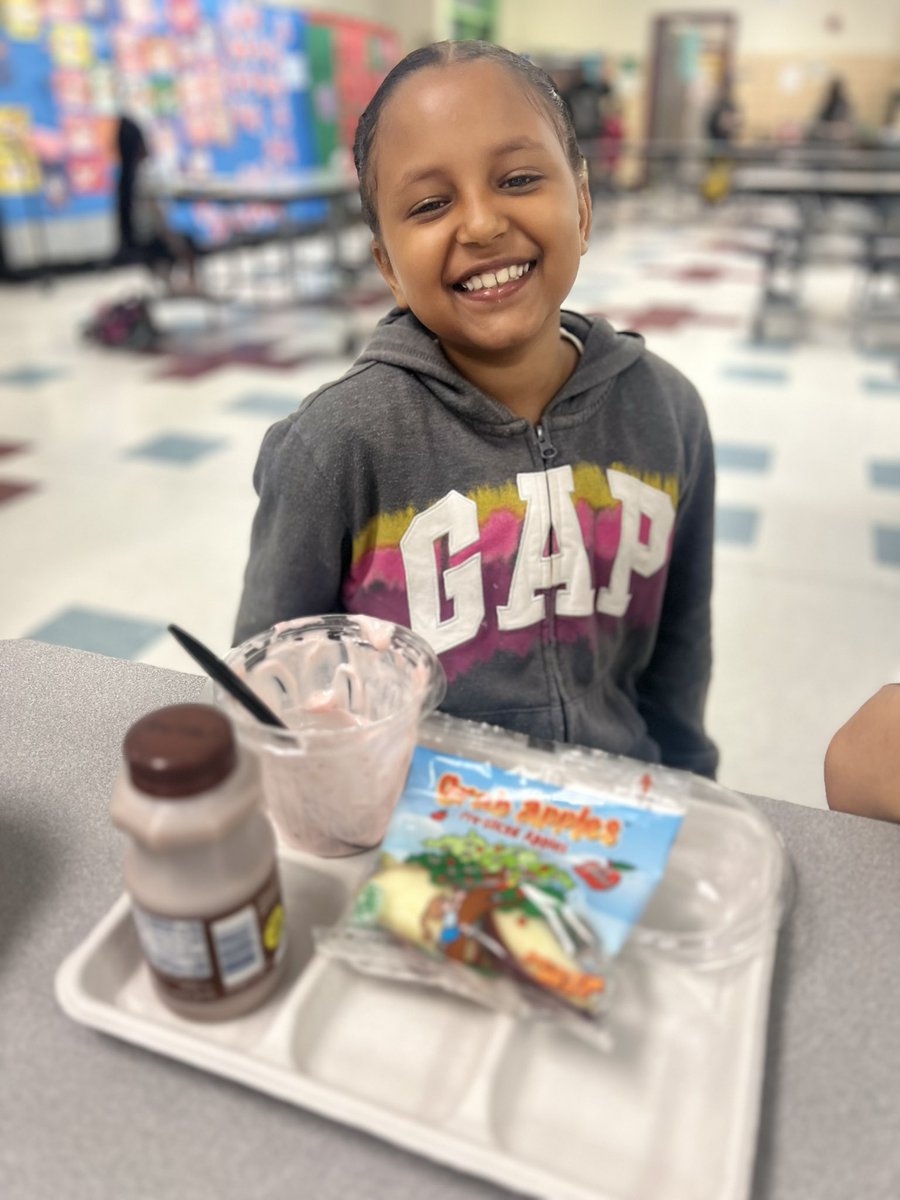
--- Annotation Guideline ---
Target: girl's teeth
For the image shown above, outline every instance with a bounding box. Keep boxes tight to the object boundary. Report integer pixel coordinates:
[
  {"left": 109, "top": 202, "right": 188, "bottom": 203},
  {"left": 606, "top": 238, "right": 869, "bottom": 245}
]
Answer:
[{"left": 461, "top": 262, "right": 531, "bottom": 292}]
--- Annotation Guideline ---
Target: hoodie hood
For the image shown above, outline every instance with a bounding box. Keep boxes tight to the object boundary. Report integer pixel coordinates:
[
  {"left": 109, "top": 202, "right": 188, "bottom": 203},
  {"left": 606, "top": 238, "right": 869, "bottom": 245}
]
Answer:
[{"left": 355, "top": 306, "right": 646, "bottom": 429}]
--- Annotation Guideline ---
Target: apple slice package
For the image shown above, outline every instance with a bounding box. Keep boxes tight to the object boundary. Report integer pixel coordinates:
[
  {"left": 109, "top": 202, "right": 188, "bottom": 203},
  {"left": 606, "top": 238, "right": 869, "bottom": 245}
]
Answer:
[{"left": 317, "top": 721, "right": 686, "bottom": 1026}]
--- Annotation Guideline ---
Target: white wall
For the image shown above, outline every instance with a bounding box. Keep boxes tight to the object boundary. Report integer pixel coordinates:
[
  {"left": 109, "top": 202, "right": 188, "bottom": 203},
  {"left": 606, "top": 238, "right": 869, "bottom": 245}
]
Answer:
[{"left": 497, "top": 0, "right": 900, "bottom": 58}]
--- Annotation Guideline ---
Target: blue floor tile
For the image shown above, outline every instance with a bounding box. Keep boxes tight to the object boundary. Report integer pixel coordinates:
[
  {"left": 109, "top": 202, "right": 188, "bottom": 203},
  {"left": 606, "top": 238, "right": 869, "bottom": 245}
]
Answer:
[
  {"left": 863, "top": 377, "right": 900, "bottom": 396},
  {"left": 870, "top": 461, "right": 900, "bottom": 490},
  {"left": 874, "top": 526, "right": 900, "bottom": 568},
  {"left": 0, "top": 365, "right": 66, "bottom": 387},
  {"left": 734, "top": 339, "right": 795, "bottom": 355},
  {"left": 715, "top": 505, "right": 760, "bottom": 545},
  {"left": 126, "top": 433, "right": 226, "bottom": 465},
  {"left": 722, "top": 365, "right": 790, "bottom": 385},
  {"left": 228, "top": 392, "right": 300, "bottom": 417},
  {"left": 715, "top": 443, "right": 773, "bottom": 473},
  {"left": 24, "top": 607, "right": 166, "bottom": 659},
  {"left": 857, "top": 345, "right": 900, "bottom": 359}
]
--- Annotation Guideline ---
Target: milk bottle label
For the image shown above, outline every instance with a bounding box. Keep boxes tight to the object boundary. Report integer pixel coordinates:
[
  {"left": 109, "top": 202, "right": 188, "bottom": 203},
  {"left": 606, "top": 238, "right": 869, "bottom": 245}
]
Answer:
[{"left": 131, "top": 870, "right": 285, "bottom": 1003}]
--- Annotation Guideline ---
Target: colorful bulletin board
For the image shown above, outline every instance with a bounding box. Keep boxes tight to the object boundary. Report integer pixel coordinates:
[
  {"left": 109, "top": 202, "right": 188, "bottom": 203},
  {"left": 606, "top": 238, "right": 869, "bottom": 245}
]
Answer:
[
  {"left": 307, "top": 14, "right": 400, "bottom": 171},
  {"left": 0, "top": 1, "right": 396, "bottom": 259}
]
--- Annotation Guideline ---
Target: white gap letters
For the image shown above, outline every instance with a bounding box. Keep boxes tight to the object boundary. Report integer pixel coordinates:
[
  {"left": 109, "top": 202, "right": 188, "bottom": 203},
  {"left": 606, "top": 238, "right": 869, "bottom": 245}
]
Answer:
[{"left": 401, "top": 467, "right": 674, "bottom": 652}]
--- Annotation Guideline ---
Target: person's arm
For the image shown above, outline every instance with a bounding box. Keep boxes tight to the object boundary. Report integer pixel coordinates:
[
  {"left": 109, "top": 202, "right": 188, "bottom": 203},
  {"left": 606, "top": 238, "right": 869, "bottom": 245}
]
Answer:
[
  {"left": 635, "top": 400, "right": 718, "bottom": 779},
  {"left": 233, "top": 412, "right": 350, "bottom": 645},
  {"left": 824, "top": 685, "right": 900, "bottom": 822}
]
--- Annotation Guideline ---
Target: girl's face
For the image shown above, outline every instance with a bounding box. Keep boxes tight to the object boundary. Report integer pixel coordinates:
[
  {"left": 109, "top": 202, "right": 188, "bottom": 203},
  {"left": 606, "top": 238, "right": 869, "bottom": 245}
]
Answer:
[{"left": 370, "top": 60, "right": 591, "bottom": 367}]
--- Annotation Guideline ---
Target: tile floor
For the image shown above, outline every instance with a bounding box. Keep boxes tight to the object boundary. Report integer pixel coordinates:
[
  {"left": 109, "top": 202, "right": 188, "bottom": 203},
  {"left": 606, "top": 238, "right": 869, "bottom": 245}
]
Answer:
[{"left": 2, "top": 195, "right": 899, "bottom": 810}]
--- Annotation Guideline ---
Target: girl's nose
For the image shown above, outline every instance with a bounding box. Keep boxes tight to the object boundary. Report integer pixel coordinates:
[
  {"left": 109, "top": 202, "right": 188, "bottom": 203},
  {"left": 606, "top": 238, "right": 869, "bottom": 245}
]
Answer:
[{"left": 456, "top": 191, "right": 508, "bottom": 245}]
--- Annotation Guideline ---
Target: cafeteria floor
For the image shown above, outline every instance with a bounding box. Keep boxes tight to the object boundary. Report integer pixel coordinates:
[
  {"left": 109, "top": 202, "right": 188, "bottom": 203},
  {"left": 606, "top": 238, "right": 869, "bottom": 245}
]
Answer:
[{"left": 2, "top": 194, "right": 900, "bottom": 811}]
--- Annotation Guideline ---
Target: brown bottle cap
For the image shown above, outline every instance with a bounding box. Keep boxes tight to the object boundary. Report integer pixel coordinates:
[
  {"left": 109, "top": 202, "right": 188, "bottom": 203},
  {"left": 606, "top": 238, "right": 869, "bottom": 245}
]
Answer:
[{"left": 123, "top": 704, "right": 237, "bottom": 798}]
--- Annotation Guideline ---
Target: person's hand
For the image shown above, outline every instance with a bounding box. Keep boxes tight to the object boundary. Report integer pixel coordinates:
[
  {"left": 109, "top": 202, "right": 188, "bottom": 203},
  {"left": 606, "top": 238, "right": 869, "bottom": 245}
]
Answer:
[{"left": 824, "top": 684, "right": 900, "bottom": 822}]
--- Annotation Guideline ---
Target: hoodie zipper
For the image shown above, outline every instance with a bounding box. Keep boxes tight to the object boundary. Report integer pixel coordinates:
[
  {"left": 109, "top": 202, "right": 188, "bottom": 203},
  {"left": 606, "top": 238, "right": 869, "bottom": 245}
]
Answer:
[
  {"left": 533, "top": 420, "right": 568, "bottom": 741},
  {"left": 535, "top": 422, "right": 558, "bottom": 465}
]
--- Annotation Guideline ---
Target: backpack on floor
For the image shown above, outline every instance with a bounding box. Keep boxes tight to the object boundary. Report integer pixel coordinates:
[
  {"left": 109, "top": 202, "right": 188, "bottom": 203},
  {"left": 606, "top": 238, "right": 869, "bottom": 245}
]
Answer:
[{"left": 83, "top": 296, "right": 160, "bottom": 350}]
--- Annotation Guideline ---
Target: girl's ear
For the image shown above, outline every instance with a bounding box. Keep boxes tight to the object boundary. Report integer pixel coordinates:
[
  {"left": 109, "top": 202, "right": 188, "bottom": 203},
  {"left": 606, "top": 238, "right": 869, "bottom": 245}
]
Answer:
[
  {"left": 371, "top": 239, "right": 409, "bottom": 309},
  {"left": 577, "top": 169, "right": 592, "bottom": 254}
]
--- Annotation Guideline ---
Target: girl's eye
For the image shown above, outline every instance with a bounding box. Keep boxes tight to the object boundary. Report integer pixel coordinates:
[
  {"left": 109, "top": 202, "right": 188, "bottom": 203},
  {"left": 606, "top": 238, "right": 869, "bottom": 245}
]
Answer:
[
  {"left": 409, "top": 198, "right": 447, "bottom": 218},
  {"left": 502, "top": 173, "right": 541, "bottom": 189}
]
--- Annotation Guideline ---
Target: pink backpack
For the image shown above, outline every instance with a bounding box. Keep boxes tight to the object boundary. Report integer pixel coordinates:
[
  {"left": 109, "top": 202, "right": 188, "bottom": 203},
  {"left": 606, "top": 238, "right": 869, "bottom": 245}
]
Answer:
[{"left": 84, "top": 297, "right": 160, "bottom": 350}]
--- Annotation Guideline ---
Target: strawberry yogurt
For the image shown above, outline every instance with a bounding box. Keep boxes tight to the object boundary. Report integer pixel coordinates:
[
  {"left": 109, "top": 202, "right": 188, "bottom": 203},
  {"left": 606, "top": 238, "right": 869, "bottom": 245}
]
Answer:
[{"left": 218, "top": 615, "right": 446, "bottom": 857}]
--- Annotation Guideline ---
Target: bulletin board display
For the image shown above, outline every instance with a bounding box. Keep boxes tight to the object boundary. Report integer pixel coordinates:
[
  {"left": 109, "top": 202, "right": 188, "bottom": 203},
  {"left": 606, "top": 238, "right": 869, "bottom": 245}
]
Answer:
[
  {"left": 307, "top": 14, "right": 401, "bottom": 172},
  {"left": 0, "top": 0, "right": 322, "bottom": 249}
]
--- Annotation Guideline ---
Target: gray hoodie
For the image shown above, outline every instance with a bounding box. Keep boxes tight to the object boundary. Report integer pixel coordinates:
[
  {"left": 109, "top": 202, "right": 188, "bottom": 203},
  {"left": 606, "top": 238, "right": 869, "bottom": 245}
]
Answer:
[{"left": 235, "top": 307, "right": 718, "bottom": 777}]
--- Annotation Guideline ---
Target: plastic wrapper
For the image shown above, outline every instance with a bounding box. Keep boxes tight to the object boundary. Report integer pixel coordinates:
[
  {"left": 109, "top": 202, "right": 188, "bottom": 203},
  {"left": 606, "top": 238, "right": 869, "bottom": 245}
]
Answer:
[{"left": 316, "top": 715, "right": 686, "bottom": 1027}]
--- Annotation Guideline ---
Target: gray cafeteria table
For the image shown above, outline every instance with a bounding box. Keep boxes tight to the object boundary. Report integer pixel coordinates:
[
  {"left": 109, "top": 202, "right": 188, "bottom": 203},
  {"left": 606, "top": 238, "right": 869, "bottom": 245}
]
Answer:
[
  {"left": 148, "top": 167, "right": 368, "bottom": 349},
  {"left": 1, "top": 639, "right": 898, "bottom": 1200}
]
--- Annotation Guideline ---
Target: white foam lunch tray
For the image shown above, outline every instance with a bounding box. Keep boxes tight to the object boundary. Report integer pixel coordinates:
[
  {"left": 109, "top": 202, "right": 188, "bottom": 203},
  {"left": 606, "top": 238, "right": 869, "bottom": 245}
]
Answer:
[{"left": 56, "top": 723, "right": 791, "bottom": 1200}]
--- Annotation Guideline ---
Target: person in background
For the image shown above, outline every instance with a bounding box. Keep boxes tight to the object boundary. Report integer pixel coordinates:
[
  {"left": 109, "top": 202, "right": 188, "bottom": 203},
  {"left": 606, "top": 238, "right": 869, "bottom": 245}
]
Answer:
[
  {"left": 597, "top": 62, "right": 625, "bottom": 192},
  {"left": 701, "top": 74, "right": 742, "bottom": 204},
  {"left": 114, "top": 115, "right": 197, "bottom": 290},
  {"left": 878, "top": 82, "right": 900, "bottom": 145},
  {"left": 706, "top": 74, "right": 742, "bottom": 151},
  {"left": 234, "top": 40, "right": 719, "bottom": 779},
  {"left": 560, "top": 62, "right": 606, "bottom": 144},
  {"left": 808, "top": 76, "right": 856, "bottom": 145},
  {"left": 824, "top": 685, "right": 900, "bottom": 823},
  {"left": 560, "top": 62, "right": 610, "bottom": 195}
]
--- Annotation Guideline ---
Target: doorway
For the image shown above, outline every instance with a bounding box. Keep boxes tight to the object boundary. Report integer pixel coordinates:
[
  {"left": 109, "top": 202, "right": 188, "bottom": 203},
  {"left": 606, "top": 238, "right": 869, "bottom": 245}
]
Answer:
[{"left": 645, "top": 11, "right": 738, "bottom": 183}]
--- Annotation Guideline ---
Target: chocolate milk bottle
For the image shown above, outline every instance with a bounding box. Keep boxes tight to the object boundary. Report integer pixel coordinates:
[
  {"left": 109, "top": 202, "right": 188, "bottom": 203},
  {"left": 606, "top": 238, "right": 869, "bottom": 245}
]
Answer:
[{"left": 112, "top": 703, "right": 286, "bottom": 1020}]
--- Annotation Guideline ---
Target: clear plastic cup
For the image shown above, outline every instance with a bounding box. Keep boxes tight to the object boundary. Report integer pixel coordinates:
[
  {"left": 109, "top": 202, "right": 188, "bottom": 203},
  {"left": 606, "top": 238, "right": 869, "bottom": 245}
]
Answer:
[{"left": 214, "top": 615, "right": 446, "bottom": 857}]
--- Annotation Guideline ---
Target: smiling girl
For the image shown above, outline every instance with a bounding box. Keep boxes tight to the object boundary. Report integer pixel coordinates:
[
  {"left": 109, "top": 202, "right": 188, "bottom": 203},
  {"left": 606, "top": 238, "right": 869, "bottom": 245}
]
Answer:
[{"left": 235, "top": 41, "right": 719, "bottom": 778}]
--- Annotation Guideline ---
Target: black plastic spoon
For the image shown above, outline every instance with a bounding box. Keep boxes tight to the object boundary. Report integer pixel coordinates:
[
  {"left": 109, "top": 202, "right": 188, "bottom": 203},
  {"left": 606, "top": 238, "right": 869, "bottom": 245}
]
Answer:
[{"left": 168, "top": 623, "right": 288, "bottom": 729}]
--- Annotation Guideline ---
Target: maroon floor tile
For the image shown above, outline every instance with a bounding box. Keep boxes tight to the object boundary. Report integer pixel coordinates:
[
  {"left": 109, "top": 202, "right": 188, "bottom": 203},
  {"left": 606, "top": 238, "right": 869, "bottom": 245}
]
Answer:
[
  {"left": 152, "top": 341, "right": 314, "bottom": 380},
  {"left": 594, "top": 304, "right": 742, "bottom": 332},
  {"left": 0, "top": 480, "right": 38, "bottom": 505},
  {"left": 644, "top": 264, "right": 758, "bottom": 284}
]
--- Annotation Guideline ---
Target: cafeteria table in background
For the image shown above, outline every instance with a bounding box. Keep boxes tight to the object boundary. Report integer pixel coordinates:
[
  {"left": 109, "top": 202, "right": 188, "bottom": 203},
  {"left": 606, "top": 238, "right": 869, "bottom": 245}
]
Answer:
[
  {"left": 149, "top": 166, "right": 372, "bottom": 353},
  {"left": 728, "top": 164, "right": 900, "bottom": 344}
]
